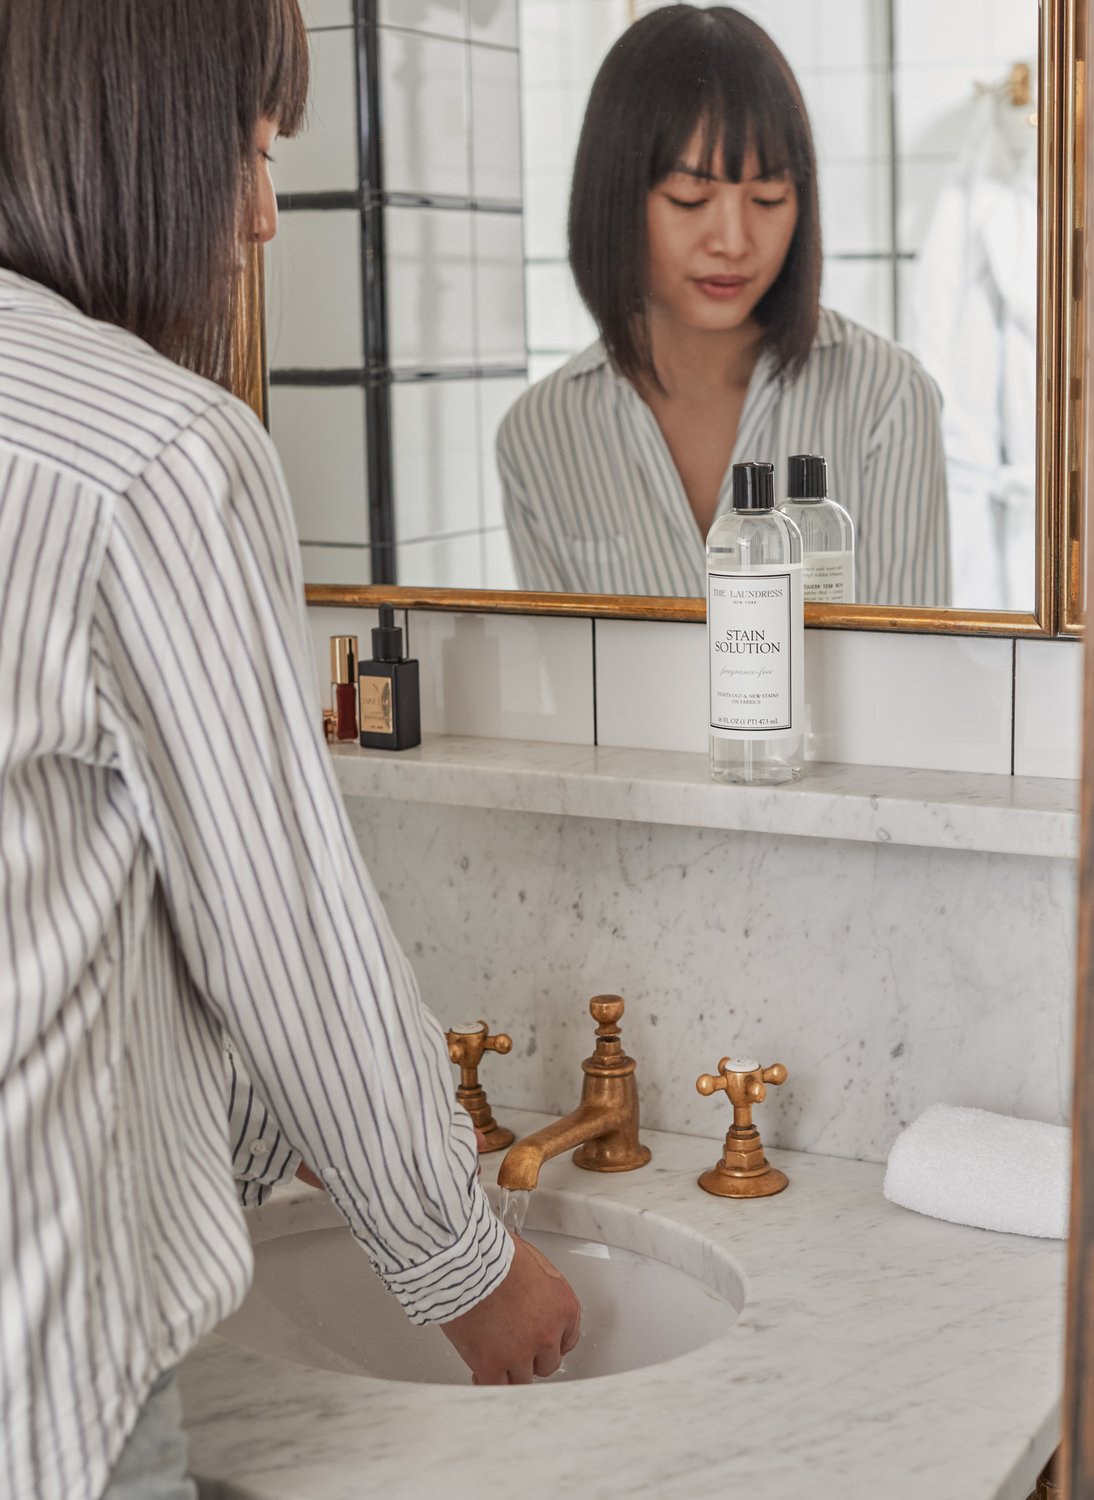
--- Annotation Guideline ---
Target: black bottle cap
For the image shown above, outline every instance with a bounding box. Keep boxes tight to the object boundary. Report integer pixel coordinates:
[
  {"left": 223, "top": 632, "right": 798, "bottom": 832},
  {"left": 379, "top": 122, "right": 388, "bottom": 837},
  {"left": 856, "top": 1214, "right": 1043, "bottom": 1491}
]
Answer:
[
  {"left": 731, "top": 462, "right": 775, "bottom": 511},
  {"left": 371, "top": 605, "right": 405, "bottom": 663},
  {"left": 787, "top": 454, "right": 828, "bottom": 499}
]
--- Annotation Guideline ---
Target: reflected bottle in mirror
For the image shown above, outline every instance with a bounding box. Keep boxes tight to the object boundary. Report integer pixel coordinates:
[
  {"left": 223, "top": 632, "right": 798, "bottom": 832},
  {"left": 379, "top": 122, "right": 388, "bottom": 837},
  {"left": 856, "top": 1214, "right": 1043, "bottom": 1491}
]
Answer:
[
  {"left": 706, "top": 463, "right": 804, "bottom": 786},
  {"left": 778, "top": 455, "right": 855, "bottom": 604}
]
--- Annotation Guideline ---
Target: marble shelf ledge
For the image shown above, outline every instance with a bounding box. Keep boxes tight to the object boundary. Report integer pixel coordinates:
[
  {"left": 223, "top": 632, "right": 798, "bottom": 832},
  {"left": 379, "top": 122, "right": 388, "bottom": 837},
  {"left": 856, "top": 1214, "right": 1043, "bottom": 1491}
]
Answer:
[{"left": 328, "top": 736, "right": 1080, "bottom": 859}]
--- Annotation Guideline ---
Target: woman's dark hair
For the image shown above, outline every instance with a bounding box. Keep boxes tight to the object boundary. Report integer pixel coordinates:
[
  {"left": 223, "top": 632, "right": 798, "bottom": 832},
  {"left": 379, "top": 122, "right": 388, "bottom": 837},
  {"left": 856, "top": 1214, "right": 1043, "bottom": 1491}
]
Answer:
[
  {"left": 569, "top": 5, "right": 821, "bottom": 389},
  {"left": 0, "top": 0, "right": 309, "bottom": 388}
]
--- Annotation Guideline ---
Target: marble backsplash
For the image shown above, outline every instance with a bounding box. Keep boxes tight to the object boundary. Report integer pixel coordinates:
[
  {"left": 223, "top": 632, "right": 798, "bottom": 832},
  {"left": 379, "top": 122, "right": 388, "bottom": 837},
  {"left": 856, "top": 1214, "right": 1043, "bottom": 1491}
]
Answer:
[{"left": 345, "top": 796, "right": 1076, "bottom": 1164}]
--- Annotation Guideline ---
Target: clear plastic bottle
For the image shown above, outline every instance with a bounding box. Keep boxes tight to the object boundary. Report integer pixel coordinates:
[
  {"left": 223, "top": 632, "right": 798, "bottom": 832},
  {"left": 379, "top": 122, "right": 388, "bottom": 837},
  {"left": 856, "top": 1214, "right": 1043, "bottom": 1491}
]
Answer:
[
  {"left": 777, "top": 454, "right": 856, "bottom": 603},
  {"left": 706, "top": 462, "right": 804, "bottom": 785}
]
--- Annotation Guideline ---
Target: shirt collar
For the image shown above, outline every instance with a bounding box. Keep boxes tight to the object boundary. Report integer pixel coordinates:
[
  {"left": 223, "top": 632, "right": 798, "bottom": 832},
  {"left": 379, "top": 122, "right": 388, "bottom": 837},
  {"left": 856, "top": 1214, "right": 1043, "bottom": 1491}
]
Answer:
[
  {"left": 566, "top": 305, "right": 845, "bottom": 381},
  {"left": 0, "top": 267, "right": 78, "bottom": 316}
]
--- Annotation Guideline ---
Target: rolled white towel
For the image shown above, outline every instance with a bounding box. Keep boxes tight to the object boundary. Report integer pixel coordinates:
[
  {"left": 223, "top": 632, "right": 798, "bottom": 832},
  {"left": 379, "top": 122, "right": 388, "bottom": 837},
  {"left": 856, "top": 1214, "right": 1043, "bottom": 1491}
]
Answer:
[{"left": 883, "top": 1103, "right": 1070, "bottom": 1239}]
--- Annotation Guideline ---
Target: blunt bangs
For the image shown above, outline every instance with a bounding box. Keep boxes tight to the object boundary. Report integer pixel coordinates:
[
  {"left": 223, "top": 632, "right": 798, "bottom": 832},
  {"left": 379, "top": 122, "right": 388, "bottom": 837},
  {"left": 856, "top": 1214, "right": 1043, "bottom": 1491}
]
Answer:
[
  {"left": 259, "top": 0, "right": 310, "bottom": 140},
  {"left": 568, "top": 4, "right": 822, "bottom": 389}
]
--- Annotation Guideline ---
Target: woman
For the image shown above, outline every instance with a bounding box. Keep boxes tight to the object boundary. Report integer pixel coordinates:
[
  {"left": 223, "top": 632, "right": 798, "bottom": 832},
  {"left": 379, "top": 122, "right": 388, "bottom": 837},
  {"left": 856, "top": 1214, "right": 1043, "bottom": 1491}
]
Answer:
[
  {"left": 0, "top": 5, "right": 578, "bottom": 1497},
  {"left": 500, "top": 4, "right": 950, "bottom": 607}
]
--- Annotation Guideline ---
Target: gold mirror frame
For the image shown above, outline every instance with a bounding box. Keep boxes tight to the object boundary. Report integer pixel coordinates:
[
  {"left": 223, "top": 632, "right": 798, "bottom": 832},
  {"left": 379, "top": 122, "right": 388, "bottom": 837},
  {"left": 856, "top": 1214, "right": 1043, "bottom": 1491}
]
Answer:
[
  {"left": 1063, "top": 0, "right": 1091, "bottom": 634},
  {"left": 239, "top": 0, "right": 1084, "bottom": 638}
]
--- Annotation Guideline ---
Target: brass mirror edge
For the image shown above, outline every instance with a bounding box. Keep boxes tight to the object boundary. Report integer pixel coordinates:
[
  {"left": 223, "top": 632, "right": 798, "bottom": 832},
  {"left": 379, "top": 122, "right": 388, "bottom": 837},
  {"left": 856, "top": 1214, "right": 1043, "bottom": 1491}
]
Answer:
[
  {"left": 306, "top": 584, "right": 1047, "bottom": 636},
  {"left": 1054, "top": 0, "right": 1087, "bottom": 635},
  {"left": 294, "top": 0, "right": 1082, "bottom": 639}
]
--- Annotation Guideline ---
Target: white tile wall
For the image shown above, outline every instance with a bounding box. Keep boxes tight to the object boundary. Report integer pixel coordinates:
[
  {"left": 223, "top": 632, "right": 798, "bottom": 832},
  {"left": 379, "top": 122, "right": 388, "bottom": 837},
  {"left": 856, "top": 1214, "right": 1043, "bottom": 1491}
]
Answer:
[
  {"left": 896, "top": 65, "right": 993, "bottom": 158},
  {"left": 818, "top": 160, "right": 891, "bottom": 255},
  {"left": 408, "top": 610, "right": 596, "bottom": 741},
  {"left": 300, "top": 0, "right": 352, "bottom": 28},
  {"left": 473, "top": 213, "right": 527, "bottom": 364},
  {"left": 804, "top": 630, "right": 1013, "bottom": 772},
  {"left": 804, "top": 67, "right": 889, "bottom": 161},
  {"left": 471, "top": 45, "right": 523, "bottom": 201},
  {"left": 265, "top": 211, "right": 363, "bottom": 368},
  {"left": 482, "top": 527, "right": 520, "bottom": 588},
  {"left": 378, "top": 0, "right": 464, "bottom": 38},
  {"left": 820, "top": 259, "right": 892, "bottom": 341},
  {"left": 469, "top": 0, "right": 520, "bottom": 48},
  {"left": 895, "top": 0, "right": 994, "bottom": 66},
  {"left": 596, "top": 620, "right": 707, "bottom": 753},
  {"left": 381, "top": 29, "right": 471, "bottom": 198},
  {"left": 397, "top": 532, "right": 485, "bottom": 587},
  {"left": 391, "top": 379, "right": 481, "bottom": 540},
  {"left": 526, "top": 262, "right": 595, "bottom": 354},
  {"left": 385, "top": 207, "right": 476, "bottom": 368},
  {"left": 1014, "top": 641, "right": 1084, "bottom": 780},
  {"left": 300, "top": 544, "right": 372, "bottom": 587},
  {"left": 269, "top": 385, "right": 369, "bottom": 544},
  {"left": 274, "top": 26, "right": 358, "bottom": 195}
]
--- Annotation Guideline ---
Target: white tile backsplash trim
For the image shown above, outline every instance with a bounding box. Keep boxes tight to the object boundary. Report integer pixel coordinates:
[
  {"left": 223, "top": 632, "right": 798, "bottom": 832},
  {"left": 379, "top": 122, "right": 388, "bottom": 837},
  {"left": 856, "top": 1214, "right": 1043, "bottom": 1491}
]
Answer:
[
  {"left": 409, "top": 610, "right": 595, "bottom": 742},
  {"left": 804, "top": 630, "right": 1014, "bottom": 774},
  {"left": 1014, "top": 640, "right": 1084, "bottom": 780},
  {"left": 305, "top": 606, "right": 1082, "bottom": 782}
]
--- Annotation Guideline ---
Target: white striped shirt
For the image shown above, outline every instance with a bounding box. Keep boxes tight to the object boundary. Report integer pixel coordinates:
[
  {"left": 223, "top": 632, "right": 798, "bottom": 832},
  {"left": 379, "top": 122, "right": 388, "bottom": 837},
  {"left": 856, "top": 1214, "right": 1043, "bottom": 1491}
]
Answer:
[
  {"left": 500, "top": 308, "right": 951, "bottom": 606},
  {"left": 0, "top": 269, "right": 512, "bottom": 1500}
]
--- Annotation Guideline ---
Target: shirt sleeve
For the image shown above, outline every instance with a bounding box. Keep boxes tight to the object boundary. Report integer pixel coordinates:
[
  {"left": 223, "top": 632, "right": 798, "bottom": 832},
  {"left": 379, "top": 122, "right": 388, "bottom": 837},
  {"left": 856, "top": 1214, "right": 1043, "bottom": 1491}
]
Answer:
[
  {"left": 91, "top": 394, "right": 513, "bottom": 1325},
  {"left": 862, "top": 361, "right": 953, "bottom": 609},
  {"left": 497, "top": 410, "right": 571, "bottom": 592},
  {"left": 223, "top": 1037, "right": 302, "bottom": 1208}
]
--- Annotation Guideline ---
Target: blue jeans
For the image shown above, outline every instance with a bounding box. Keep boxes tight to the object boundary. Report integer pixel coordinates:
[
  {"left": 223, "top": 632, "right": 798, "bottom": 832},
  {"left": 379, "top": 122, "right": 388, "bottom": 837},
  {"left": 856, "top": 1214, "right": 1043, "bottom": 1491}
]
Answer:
[{"left": 100, "top": 1371, "right": 199, "bottom": 1500}]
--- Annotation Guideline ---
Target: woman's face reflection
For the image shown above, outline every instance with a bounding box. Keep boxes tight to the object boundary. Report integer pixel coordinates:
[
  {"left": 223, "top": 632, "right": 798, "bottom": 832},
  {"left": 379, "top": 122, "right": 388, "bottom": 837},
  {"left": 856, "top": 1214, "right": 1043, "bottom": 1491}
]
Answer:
[{"left": 646, "top": 131, "right": 799, "bottom": 336}]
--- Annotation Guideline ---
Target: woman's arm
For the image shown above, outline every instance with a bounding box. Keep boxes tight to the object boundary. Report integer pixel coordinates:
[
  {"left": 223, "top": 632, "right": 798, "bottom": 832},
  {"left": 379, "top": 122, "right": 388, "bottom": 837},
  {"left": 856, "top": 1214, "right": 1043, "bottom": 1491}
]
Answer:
[
  {"left": 862, "top": 361, "right": 952, "bottom": 609},
  {"left": 93, "top": 395, "right": 513, "bottom": 1326},
  {"left": 497, "top": 408, "right": 572, "bottom": 592}
]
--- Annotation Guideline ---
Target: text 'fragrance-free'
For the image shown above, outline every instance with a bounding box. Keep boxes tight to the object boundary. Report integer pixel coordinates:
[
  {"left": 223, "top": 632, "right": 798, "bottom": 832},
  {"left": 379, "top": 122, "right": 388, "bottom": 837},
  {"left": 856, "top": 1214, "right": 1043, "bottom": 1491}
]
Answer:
[{"left": 706, "top": 462, "right": 805, "bottom": 785}]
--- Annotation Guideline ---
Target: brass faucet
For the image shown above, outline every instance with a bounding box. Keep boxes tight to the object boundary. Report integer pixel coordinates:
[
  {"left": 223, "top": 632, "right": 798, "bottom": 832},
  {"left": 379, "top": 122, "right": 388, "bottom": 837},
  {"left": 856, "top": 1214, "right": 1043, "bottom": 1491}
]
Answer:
[
  {"left": 445, "top": 1020, "right": 514, "bottom": 1153},
  {"left": 695, "top": 1055, "right": 789, "bottom": 1198},
  {"left": 496, "top": 995, "right": 651, "bottom": 1192}
]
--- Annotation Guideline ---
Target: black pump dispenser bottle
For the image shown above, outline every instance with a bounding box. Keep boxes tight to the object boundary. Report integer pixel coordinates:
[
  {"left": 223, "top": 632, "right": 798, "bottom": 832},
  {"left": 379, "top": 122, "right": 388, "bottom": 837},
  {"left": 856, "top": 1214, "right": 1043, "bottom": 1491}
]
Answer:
[{"left": 359, "top": 607, "right": 421, "bottom": 750}]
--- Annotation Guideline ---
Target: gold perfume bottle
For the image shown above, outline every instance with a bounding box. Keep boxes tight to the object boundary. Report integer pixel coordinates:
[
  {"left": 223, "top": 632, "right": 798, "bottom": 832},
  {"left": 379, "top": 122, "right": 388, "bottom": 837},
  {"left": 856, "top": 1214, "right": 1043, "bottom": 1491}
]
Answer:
[{"left": 359, "top": 608, "right": 421, "bottom": 751}]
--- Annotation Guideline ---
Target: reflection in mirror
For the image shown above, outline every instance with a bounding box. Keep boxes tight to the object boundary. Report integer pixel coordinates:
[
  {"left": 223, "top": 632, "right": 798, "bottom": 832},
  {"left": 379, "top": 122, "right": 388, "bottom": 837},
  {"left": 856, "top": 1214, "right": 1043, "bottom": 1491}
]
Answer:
[{"left": 266, "top": 0, "right": 1039, "bottom": 614}]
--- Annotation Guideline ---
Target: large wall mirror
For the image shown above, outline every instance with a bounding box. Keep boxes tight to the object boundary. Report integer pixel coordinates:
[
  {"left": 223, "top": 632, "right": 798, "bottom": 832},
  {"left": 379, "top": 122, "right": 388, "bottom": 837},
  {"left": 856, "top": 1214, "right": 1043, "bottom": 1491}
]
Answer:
[{"left": 253, "top": 0, "right": 1086, "bottom": 635}]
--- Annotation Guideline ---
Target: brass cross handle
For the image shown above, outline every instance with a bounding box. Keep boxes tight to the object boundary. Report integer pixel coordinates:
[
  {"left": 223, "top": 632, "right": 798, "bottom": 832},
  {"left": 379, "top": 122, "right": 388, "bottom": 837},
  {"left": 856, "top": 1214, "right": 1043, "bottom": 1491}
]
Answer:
[
  {"left": 445, "top": 1021, "right": 514, "bottom": 1153},
  {"left": 446, "top": 1021, "right": 512, "bottom": 1072},
  {"left": 696, "top": 1057, "right": 787, "bottom": 1123},
  {"left": 695, "top": 1056, "right": 789, "bottom": 1199}
]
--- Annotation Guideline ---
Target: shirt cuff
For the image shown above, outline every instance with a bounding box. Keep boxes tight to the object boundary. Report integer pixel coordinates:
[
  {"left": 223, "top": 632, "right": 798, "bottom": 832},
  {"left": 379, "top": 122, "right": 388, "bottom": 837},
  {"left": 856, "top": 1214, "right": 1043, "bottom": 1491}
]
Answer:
[{"left": 328, "top": 1175, "right": 515, "bottom": 1327}]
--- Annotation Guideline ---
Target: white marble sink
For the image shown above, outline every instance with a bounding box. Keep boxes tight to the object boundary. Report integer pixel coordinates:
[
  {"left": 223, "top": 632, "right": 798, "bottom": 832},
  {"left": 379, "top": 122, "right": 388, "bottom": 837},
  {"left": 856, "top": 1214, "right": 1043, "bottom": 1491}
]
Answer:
[
  {"left": 180, "top": 1114, "right": 1065, "bottom": 1500},
  {"left": 215, "top": 1186, "right": 743, "bottom": 1383}
]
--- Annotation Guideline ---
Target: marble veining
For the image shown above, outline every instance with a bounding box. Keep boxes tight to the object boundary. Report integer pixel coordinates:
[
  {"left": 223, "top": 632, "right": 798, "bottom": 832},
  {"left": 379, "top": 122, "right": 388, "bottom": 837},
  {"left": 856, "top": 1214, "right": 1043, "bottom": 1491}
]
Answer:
[
  {"left": 179, "top": 1112, "right": 1064, "bottom": 1500},
  {"left": 329, "top": 736, "right": 1079, "bottom": 858},
  {"left": 345, "top": 797, "right": 1075, "bottom": 1162}
]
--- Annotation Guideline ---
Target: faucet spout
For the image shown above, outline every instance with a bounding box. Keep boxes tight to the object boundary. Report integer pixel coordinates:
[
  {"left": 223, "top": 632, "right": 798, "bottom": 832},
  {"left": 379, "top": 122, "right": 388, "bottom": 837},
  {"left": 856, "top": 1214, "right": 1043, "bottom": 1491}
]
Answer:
[
  {"left": 496, "top": 996, "right": 652, "bottom": 1192},
  {"left": 497, "top": 1105, "right": 608, "bottom": 1192}
]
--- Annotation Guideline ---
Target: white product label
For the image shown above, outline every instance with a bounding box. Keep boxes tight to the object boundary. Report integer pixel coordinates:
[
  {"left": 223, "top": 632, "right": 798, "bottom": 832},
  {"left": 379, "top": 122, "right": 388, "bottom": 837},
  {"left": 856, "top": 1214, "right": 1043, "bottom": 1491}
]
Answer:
[
  {"left": 707, "top": 566, "right": 804, "bottom": 739},
  {"left": 803, "top": 550, "right": 855, "bottom": 603}
]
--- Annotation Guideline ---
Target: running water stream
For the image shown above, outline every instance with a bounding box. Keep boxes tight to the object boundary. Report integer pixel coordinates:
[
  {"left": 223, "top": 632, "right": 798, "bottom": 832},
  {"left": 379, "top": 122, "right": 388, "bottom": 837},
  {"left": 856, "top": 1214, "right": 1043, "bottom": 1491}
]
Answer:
[{"left": 499, "top": 1187, "right": 531, "bottom": 1237}]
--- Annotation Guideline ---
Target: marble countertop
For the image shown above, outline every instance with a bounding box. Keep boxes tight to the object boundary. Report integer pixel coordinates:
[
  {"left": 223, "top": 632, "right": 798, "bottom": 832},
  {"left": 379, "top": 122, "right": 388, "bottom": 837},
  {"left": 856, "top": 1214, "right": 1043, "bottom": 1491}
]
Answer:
[
  {"left": 328, "top": 736, "right": 1079, "bottom": 859},
  {"left": 179, "top": 1110, "right": 1064, "bottom": 1500}
]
